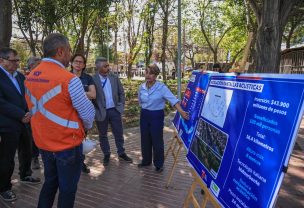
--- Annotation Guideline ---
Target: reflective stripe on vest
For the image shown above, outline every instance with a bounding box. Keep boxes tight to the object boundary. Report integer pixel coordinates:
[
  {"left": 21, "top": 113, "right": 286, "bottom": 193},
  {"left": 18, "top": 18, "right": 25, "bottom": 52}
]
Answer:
[{"left": 25, "top": 85, "right": 79, "bottom": 129}]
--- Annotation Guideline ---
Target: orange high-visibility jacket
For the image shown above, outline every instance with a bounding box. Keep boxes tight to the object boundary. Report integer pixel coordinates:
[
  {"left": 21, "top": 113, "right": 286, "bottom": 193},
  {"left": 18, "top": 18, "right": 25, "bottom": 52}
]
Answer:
[{"left": 25, "top": 61, "right": 85, "bottom": 152}]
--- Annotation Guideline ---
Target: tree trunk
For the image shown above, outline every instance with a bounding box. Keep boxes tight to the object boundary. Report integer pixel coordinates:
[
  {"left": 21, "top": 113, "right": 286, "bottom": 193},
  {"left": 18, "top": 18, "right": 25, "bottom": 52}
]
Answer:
[
  {"left": 239, "top": 32, "right": 254, "bottom": 70},
  {"left": 75, "top": 34, "right": 85, "bottom": 55},
  {"left": 255, "top": 11, "right": 283, "bottom": 73},
  {"left": 0, "top": 0, "right": 12, "bottom": 48},
  {"left": 213, "top": 48, "right": 218, "bottom": 64},
  {"left": 114, "top": 30, "right": 118, "bottom": 65},
  {"left": 248, "top": 0, "right": 301, "bottom": 73},
  {"left": 127, "top": 61, "right": 132, "bottom": 79},
  {"left": 29, "top": 42, "right": 37, "bottom": 56},
  {"left": 75, "top": 16, "right": 88, "bottom": 55},
  {"left": 161, "top": 13, "right": 168, "bottom": 82},
  {"left": 285, "top": 24, "right": 296, "bottom": 49}
]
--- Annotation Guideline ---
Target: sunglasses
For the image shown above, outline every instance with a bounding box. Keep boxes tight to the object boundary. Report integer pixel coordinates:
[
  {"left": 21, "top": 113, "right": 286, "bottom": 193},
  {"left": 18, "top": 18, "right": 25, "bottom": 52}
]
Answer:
[
  {"left": 73, "top": 60, "right": 85, "bottom": 64},
  {"left": 2, "top": 58, "right": 20, "bottom": 63}
]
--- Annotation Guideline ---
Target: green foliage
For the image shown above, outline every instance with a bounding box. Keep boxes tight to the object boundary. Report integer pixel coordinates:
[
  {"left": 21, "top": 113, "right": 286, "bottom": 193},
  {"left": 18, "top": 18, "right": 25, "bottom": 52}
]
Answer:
[
  {"left": 11, "top": 40, "right": 30, "bottom": 67},
  {"left": 13, "top": 0, "right": 110, "bottom": 56},
  {"left": 182, "top": 0, "right": 249, "bottom": 64},
  {"left": 141, "top": 0, "right": 158, "bottom": 66},
  {"left": 283, "top": 1, "right": 304, "bottom": 48},
  {"left": 125, "top": 90, "right": 134, "bottom": 101},
  {"left": 221, "top": 27, "right": 247, "bottom": 62},
  {"left": 94, "top": 44, "right": 113, "bottom": 60},
  {"left": 129, "top": 105, "right": 140, "bottom": 114}
]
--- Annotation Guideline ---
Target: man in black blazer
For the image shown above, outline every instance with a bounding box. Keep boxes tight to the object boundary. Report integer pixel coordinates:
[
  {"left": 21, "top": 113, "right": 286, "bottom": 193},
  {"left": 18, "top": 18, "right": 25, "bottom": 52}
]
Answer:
[{"left": 0, "top": 48, "right": 40, "bottom": 202}]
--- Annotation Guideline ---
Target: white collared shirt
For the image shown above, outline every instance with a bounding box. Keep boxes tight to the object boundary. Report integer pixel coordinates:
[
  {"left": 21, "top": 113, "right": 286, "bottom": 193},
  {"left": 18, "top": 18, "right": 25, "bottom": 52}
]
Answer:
[
  {"left": 0, "top": 66, "right": 21, "bottom": 94},
  {"left": 99, "top": 74, "right": 115, "bottom": 109}
]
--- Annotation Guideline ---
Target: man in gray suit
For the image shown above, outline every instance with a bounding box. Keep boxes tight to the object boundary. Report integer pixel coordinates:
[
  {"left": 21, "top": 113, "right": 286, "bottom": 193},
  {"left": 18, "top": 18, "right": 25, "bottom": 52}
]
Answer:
[{"left": 93, "top": 57, "right": 132, "bottom": 166}]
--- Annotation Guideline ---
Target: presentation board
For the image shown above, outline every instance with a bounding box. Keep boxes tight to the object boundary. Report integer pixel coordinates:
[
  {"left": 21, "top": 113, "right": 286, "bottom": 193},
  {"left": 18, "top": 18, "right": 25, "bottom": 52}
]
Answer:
[
  {"left": 173, "top": 71, "right": 211, "bottom": 148},
  {"left": 186, "top": 74, "right": 304, "bottom": 208}
]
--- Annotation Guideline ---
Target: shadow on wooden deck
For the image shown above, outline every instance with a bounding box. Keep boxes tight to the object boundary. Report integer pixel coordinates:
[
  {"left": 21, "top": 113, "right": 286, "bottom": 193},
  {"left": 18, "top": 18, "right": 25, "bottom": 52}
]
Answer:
[{"left": 0, "top": 123, "right": 303, "bottom": 208}]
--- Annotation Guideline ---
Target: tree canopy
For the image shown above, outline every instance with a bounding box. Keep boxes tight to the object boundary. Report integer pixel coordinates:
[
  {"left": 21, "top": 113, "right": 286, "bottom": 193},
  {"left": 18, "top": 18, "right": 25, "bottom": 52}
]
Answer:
[{"left": 0, "top": 0, "right": 303, "bottom": 75}]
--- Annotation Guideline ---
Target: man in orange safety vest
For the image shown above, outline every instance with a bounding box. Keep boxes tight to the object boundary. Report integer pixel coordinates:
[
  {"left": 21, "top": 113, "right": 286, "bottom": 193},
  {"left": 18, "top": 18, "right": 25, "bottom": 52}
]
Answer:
[{"left": 25, "top": 33, "right": 95, "bottom": 208}]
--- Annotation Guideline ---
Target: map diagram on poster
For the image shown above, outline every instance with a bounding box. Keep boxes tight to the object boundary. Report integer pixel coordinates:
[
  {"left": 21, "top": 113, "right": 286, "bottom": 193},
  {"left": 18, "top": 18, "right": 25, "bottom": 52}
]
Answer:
[{"left": 201, "top": 87, "right": 233, "bottom": 128}]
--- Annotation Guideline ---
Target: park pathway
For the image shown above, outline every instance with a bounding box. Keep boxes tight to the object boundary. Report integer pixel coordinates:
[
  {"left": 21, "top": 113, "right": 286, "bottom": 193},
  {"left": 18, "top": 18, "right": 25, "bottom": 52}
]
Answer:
[{"left": 0, "top": 115, "right": 303, "bottom": 208}]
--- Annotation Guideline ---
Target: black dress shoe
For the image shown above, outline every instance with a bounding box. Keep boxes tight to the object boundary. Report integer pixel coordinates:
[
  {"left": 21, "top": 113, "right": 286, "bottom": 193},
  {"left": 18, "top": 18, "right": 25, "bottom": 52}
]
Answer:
[
  {"left": 0, "top": 190, "right": 17, "bottom": 202},
  {"left": 137, "top": 163, "right": 151, "bottom": 168},
  {"left": 118, "top": 153, "right": 133, "bottom": 163},
  {"left": 103, "top": 154, "right": 110, "bottom": 166},
  {"left": 31, "top": 157, "right": 40, "bottom": 170},
  {"left": 82, "top": 163, "right": 90, "bottom": 173},
  {"left": 155, "top": 167, "right": 163, "bottom": 173},
  {"left": 20, "top": 176, "right": 41, "bottom": 184}
]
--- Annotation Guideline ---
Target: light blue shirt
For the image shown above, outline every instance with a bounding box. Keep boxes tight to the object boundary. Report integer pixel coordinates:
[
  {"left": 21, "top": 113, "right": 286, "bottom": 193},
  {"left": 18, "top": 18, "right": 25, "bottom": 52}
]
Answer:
[
  {"left": 0, "top": 66, "right": 21, "bottom": 94},
  {"left": 138, "top": 81, "right": 179, "bottom": 110},
  {"left": 42, "top": 58, "right": 95, "bottom": 129},
  {"left": 99, "top": 74, "right": 115, "bottom": 109}
]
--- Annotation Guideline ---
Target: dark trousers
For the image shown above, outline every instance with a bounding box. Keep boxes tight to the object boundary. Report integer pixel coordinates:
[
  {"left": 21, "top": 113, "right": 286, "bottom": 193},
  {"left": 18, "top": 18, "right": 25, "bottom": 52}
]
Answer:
[
  {"left": 31, "top": 133, "right": 39, "bottom": 158},
  {"left": 140, "top": 109, "right": 164, "bottom": 168},
  {"left": 96, "top": 108, "right": 125, "bottom": 156},
  {"left": 38, "top": 145, "right": 83, "bottom": 208},
  {"left": 32, "top": 140, "right": 39, "bottom": 158},
  {"left": 0, "top": 127, "right": 32, "bottom": 192}
]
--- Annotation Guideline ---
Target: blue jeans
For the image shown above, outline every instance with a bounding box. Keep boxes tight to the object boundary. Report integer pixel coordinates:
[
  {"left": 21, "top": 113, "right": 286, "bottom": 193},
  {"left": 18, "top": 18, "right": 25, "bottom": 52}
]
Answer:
[{"left": 38, "top": 145, "right": 83, "bottom": 208}]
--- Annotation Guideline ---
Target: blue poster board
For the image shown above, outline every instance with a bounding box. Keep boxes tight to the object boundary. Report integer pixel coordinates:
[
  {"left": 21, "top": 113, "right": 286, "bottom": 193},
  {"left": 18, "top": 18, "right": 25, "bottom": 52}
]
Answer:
[
  {"left": 173, "top": 71, "right": 211, "bottom": 149},
  {"left": 187, "top": 74, "right": 304, "bottom": 208}
]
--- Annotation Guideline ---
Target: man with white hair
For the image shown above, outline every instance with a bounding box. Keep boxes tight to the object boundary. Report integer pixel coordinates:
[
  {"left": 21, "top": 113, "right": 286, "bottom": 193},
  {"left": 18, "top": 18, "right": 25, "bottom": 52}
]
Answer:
[{"left": 27, "top": 57, "right": 41, "bottom": 71}]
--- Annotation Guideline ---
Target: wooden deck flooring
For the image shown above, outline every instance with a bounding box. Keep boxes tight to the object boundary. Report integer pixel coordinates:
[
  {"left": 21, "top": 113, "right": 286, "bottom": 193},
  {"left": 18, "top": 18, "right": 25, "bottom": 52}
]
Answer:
[{"left": 0, "top": 121, "right": 303, "bottom": 208}]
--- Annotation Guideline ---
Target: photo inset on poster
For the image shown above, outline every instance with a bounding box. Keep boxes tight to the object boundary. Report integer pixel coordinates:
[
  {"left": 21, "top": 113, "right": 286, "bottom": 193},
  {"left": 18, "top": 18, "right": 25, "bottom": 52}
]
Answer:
[
  {"left": 190, "top": 119, "right": 228, "bottom": 178},
  {"left": 201, "top": 87, "right": 233, "bottom": 127}
]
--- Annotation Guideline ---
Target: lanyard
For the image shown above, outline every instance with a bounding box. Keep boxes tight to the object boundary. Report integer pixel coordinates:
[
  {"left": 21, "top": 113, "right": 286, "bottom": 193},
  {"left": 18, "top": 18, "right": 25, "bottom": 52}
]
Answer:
[{"left": 102, "top": 78, "right": 107, "bottom": 88}]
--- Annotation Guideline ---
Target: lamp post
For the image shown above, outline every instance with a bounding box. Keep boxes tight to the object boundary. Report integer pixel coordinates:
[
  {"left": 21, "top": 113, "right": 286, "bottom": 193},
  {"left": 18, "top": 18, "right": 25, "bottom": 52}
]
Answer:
[{"left": 177, "top": 0, "right": 182, "bottom": 100}]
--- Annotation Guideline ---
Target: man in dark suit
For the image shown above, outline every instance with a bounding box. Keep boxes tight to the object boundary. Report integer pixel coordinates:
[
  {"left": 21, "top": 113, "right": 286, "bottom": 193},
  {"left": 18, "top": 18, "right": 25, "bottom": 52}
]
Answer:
[
  {"left": 93, "top": 57, "right": 132, "bottom": 166},
  {"left": 0, "top": 48, "right": 40, "bottom": 202}
]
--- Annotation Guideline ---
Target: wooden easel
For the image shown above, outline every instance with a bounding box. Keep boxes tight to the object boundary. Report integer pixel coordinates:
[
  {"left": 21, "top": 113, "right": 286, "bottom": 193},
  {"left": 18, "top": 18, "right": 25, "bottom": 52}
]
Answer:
[
  {"left": 164, "top": 129, "right": 183, "bottom": 188},
  {"left": 183, "top": 169, "right": 221, "bottom": 208}
]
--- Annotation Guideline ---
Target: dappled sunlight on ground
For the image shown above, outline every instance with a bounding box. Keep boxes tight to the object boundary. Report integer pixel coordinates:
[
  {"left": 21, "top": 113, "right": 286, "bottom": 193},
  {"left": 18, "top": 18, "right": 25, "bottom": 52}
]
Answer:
[{"left": 2, "top": 116, "right": 303, "bottom": 207}]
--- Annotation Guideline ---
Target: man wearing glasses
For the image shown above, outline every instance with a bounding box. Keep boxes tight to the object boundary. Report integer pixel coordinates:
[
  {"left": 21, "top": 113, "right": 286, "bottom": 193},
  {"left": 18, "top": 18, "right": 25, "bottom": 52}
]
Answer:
[
  {"left": 93, "top": 57, "right": 133, "bottom": 166},
  {"left": 0, "top": 48, "right": 41, "bottom": 202}
]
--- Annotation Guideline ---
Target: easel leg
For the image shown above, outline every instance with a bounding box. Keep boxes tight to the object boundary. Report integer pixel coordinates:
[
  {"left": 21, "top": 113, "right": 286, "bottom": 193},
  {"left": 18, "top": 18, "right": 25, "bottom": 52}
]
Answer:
[
  {"left": 164, "top": 134, "right": 176, "bottom": 160},
  {"left": 166, "top": 142, "right": 182, "bottom": 188},
  {"left": 184, "top": 169, "right": 222, "bottom": 208},
  {"left": 183, "top": 179, "right": 200, "bottom": 208}
]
